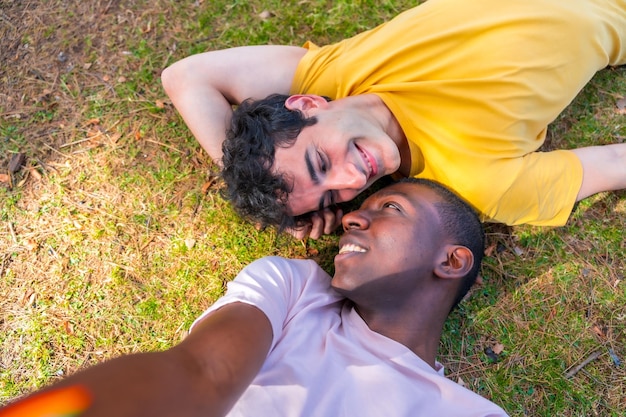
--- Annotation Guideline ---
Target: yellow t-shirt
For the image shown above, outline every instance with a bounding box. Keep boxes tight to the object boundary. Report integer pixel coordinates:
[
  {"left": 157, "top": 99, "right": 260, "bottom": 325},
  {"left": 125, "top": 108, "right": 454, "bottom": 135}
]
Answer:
[{"left": 290, "top": 0, "right": 626, "bottom": 226}]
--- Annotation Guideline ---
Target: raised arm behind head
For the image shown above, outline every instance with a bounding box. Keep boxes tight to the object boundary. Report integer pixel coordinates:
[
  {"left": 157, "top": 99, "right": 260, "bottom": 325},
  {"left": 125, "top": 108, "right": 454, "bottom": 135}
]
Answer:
[{"left": 161, "top": 46, "right": 305, "bottom": 163}]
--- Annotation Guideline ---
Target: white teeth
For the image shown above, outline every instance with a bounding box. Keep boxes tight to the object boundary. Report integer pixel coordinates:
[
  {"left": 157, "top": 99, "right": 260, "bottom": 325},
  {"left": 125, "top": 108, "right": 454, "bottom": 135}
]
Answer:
[
  {"left": 358, "top": 147, "right": 372, "bottom": 176},
  {"left": 338, "top": 244, "right": 367, "bottom": 254}
]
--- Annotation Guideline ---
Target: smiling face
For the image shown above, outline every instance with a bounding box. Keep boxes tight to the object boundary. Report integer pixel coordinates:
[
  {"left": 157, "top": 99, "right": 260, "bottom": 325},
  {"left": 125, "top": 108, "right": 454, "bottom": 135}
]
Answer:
[
  {"left": 331, "top": 182, "right": 447, "bottom": 307},
  {"left": 272, "top": 96, "right": 402, "bottom": 216}
]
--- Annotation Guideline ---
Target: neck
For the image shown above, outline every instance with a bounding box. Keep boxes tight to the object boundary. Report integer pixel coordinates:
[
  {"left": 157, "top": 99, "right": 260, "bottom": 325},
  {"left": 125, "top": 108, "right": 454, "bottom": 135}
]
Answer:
[{"left": 354, "top": 304, "right": 448, "bottom": 369}]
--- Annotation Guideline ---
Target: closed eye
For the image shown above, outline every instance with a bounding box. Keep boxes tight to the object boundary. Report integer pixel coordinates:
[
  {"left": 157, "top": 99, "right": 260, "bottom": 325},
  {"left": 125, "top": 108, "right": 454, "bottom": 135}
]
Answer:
[{"left": 317, "top": 150, "right": 328, "bottom": 173}]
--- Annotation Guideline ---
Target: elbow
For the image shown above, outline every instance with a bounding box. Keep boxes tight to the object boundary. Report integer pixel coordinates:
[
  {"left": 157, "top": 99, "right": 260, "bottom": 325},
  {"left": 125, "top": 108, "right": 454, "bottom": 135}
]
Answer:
[
  {"left": 161, "top": 59, "right": 201, "bottom": 102},
  {"left": 160, "top": 64, "right": 177, "bottom": 98},
  {"left": 161, "top": 58, "right": 191, "bottom": 99}
]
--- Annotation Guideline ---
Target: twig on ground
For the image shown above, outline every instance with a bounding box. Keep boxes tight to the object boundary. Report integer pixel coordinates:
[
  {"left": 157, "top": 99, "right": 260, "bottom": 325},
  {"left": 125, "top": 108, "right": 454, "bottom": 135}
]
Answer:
[
  {"left": 60, "top": 137, "right": 96, "bottom": 148},
  {"left": 565, "top": 350, "right": 602, "bottom": 379},
  {"left": 0, "top": 253, "right": 9, "bottom": 278},
  {"left": 144, "top": 138, "right": 183, "bottom": 154},
  {"left": 8, "top": 222, "right": 18, "bottom": 244},
  {"left": 42, "top": 141, "right": 71, "bottom": 158}
]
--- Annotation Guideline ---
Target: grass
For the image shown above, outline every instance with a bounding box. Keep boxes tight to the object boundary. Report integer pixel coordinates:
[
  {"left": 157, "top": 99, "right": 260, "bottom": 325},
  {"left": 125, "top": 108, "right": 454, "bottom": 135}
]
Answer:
[{"left": 1, "top": 0, "right": 625, "bottom": 415}]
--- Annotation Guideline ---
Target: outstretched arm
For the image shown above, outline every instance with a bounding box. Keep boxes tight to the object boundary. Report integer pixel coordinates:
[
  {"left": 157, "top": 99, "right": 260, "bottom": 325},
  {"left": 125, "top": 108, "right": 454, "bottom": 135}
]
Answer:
[
  {"left": 0, "top": 303, "right": 272, "bottom": 417},
  {"left": 572, "top": 143, "right": 626, "bottom": 200},
  {"left": 161, "top": 46, "right": 306, "bottom": 164}
]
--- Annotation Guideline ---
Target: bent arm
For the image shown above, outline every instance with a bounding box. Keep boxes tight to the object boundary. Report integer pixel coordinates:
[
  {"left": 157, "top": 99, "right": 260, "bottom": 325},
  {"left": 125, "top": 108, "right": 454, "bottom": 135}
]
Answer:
[
  {"left": 161, "top": 46, "right": 306, "bottom": 164},
  {"left": 572, "top": 143, "right": 626, "bottom": 200},
  {"left": 0, "top": 303, "right": 272, "bottom": 417}
]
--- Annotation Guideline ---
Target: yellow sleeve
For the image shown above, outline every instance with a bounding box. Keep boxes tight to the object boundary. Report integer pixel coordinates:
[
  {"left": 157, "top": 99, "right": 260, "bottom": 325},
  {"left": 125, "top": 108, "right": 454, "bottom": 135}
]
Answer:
[{"left": 477, "top": 150, "right": 584, "bottom": 226}]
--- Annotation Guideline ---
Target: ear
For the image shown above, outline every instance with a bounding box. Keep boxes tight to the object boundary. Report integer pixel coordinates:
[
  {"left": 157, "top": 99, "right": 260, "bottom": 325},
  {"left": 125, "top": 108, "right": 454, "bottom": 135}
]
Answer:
[
  {"left": 285, "top": 95, "right": 329, "bottom": 113},
  {"left": 434, "top": 244, "right": 474, "bottom": 280}
]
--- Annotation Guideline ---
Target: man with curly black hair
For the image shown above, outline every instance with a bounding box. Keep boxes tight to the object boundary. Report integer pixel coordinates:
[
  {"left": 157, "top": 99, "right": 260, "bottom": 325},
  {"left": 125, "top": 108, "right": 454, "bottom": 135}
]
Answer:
[{"left": 163, "top": 0, "right": 626, "bottom": 239}]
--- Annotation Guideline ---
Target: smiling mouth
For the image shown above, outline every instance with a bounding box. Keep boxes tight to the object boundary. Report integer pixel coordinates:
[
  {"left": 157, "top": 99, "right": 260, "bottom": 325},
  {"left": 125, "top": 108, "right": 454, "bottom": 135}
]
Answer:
[
  {"left": 338, "top": 243, "right": 368, "bottom": 255},
  {"left": 355, "top": 144, "right": 378, "bottom": 179}
]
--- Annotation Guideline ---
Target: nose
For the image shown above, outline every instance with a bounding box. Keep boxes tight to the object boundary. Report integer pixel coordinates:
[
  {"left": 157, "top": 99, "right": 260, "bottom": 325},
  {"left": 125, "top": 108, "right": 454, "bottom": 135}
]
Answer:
[
  {"left": 326, "top": 163, "right": 366, "bottom": 190},
  {"left": 342, "top": 209, "right": 370, "bottom": 232}
]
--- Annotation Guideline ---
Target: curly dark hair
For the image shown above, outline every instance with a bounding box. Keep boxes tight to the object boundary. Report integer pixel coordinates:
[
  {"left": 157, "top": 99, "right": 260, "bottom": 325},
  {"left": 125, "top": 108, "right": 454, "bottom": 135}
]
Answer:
[
  {"left": 398, "top": 178, "right": 485, "bottom": 311},
  {"left": 220, "top": 94, "right": 327, "bottom": 231}
]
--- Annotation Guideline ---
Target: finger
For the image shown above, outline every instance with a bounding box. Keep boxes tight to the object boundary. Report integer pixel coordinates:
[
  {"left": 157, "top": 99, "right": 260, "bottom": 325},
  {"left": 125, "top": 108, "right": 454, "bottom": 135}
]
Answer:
[
  {"left": 322, "top": 207, "right": 342, "bottom": 235},
  {"left": 286, "top": 223, "right": 311, "bottom": 240},
  {"left": 308, "top": 213, "right": 325, "bottom": 240}
]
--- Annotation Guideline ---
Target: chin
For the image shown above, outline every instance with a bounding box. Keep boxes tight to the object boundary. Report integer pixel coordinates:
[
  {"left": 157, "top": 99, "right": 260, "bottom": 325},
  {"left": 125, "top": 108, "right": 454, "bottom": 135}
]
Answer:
[{"left": 330, "top": 275, "right": 357, "bottom": 295}]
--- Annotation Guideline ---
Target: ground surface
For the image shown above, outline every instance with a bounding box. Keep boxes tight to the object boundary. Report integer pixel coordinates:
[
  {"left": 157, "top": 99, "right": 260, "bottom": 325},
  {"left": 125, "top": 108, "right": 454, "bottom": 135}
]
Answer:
[{"left": 1, "top": 1, "right": 626, "bottom": 416}]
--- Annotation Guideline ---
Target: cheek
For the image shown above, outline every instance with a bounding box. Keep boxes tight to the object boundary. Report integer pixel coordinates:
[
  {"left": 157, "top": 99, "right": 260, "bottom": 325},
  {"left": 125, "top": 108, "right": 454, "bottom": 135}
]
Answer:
[{"left": 336, "top": 189, "right": 362, "bottom": 204}]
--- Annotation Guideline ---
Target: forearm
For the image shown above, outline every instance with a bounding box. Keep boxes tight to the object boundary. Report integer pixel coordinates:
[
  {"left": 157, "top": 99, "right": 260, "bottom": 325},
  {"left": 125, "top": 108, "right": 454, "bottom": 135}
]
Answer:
[
  {"left": 572, "top": 143, "right": 626, "bottom": 200},
  {"left": 1, "top": 303, "right": 273, "bottom": 417},
  {"left": 162, "top": 60, "right": 233, "bottom": 164},
  {"left": 1, "top": 350, "right": 233, "bottom": 417}
]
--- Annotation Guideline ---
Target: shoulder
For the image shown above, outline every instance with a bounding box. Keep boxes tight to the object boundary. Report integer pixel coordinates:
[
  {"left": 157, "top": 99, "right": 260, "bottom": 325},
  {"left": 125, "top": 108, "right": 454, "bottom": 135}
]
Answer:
[
  {"left": 245, "top": 256, "right": 323, "bottom": 275},
  {"left": 242, "top": 257, "right": 328, "bottom": 287}
]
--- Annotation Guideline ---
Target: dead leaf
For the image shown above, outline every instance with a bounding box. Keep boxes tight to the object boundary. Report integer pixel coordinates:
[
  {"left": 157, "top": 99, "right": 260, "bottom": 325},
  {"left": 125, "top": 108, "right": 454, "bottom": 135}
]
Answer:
[
  {"left": 142, "top": 20, "right": 152, "bottom": 33},
  {"left": 155, "top": 99, "right": 165, "bottom": 109},
  {"left": 27, "top": 291, "right": 37, "bottom": 307},
  {"left": 28, "top": 167, "right": 42, "bottom": 181},
  {"left": 102, "top": 74, "right": 110, "bottom": 82},
  {"left": 63, "top": 321, "right": 74, "bottom": 335},
  {"left": 484, "top": 243, "right": 496, "bottom": 257},
  {"left": 307, "top": 247, "right": 319, "bottom": 256},
  {"left": 201, "top": 178, "right": 217, "bottom": 194},
  {"left": 22, "top": 289, "right": 35, "bottom": 306},
  {"left": 29, "top": 292, "right": 37, "bottom": 305},
  {"left": 84, "top": 118, "right": 100, "bottom": 126},
  {"left": 259, "top": 10, "right": 274, "bottom": 20},
  {"left": 109, "top": 132, "right": 122, "bottom": 143},
  {"left": 492, "top": 343, "right": 505, "bottom": 355},
  {"left": 591, "top": 324, "right": 606, "bottom": 340},
  {"left": 8, "top": 152, "right": 26, "bottom": 174},
  {"left": 118, "top": 76, "right": 127, "bottom": 83},
  {"left": 0, "top": 173, "right": 10, "bottom": 183},
  {"left": 87, "top": 126, "right": 105, "bottom": 142},
  {"left": 24, "top": 238, "right": 38, "bottom": 251},
  {"left": 184, "top": 238, "right": 196, "bottom": 250}
]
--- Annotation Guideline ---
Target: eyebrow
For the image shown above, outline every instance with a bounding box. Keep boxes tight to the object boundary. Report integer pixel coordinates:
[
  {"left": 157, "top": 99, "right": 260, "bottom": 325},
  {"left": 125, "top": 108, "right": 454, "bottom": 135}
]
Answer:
[
  {"left": 304, "top": 149, "right": 328, "bottom": 211},
  {"left": 374, "top": 189, "right": 409, "bottom": 199},
  {"left": 371, "top": 188, "right": 433, "bottom": 214},
  {"left": 371, "top": 190, "right": 418, "bottom": 207}
]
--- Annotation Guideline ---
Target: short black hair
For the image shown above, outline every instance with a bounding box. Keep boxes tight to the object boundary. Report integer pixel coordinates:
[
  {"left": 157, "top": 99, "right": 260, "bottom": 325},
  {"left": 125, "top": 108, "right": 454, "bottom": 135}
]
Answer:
[{"left": 398, "top": 178, "right": 485, "bottom": 311}]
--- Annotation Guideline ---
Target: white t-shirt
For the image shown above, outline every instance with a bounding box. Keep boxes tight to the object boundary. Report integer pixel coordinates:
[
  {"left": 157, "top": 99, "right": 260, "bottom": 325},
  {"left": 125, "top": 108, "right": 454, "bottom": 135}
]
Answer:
[{"left": 192, "top": 257, "right": 509, "bottom": 417}]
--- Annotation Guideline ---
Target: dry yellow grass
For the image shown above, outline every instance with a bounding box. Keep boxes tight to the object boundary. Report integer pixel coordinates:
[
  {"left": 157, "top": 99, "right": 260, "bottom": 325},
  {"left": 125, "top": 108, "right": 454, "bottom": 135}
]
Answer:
[{"left": 1, "top": 1, "right": 625, "bottom": 415}]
